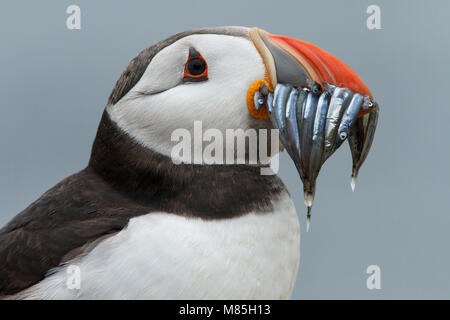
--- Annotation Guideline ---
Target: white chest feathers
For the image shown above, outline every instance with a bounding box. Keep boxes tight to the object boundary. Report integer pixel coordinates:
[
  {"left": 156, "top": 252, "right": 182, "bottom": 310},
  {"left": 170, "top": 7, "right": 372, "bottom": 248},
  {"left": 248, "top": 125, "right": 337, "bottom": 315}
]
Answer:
[{"left": 19, "top": 192, "right": 300, "bottom": 299}]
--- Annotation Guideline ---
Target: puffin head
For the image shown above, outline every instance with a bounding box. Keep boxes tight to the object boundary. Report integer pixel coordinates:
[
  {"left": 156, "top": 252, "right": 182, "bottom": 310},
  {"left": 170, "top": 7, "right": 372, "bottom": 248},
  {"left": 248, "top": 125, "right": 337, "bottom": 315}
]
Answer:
[{"left": 98, "top": 26, "right": 373, "bottom": 167}]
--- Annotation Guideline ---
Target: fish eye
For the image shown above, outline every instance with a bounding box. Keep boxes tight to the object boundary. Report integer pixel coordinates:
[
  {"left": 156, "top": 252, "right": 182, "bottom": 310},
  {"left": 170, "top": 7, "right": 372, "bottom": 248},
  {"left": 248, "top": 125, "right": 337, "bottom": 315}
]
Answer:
[
  {"left": 339, "top": 132, "right": 348, "bottom": 140},
  {"left": 183, "top": 47, "right": 208, "bottom": 82},
  {"left": 312, "top": 83, "right": 322, "bottom": 94}
]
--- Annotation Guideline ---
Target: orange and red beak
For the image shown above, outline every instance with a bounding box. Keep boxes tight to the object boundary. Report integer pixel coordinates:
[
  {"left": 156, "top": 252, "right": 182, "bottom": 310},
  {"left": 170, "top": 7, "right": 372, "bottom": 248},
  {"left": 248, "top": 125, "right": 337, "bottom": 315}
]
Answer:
[{"left": 248, "top": 28, "right": 373, "bottom": 119}]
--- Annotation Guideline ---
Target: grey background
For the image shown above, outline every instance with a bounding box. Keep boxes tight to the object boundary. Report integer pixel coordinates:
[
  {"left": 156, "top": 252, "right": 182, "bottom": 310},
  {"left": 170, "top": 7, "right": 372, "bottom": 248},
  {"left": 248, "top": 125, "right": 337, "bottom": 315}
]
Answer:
[{"left": 0, "top": 0, "right": 449, "bottom": 299}]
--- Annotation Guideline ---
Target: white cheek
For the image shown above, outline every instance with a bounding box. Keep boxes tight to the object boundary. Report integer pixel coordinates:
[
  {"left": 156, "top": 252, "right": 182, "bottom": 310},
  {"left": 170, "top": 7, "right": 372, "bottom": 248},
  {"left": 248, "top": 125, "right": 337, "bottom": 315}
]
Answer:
[{"left": 108, "top": 34, "right": 266, "bottom": 161}]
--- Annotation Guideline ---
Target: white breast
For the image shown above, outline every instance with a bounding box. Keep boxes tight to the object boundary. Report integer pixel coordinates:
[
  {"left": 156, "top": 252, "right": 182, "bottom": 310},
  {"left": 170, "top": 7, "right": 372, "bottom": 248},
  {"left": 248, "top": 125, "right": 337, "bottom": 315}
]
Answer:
[{"left": 18, "top": 191, "right": 300, "bottom": 299}]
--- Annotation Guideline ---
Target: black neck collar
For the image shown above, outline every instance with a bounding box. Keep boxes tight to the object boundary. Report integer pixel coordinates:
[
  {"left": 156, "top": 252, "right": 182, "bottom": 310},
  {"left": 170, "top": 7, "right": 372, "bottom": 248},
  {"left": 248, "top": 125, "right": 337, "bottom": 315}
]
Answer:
[{"left": 88, "top": 111, "right": 286, "bottom": 219}]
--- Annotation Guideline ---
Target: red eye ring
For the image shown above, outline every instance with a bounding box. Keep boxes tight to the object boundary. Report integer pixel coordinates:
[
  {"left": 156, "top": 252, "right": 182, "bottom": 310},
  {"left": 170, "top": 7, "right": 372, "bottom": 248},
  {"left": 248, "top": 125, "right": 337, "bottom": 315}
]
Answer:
[{"left": 183, "top": 47, "right": 208, "bottom": 82}]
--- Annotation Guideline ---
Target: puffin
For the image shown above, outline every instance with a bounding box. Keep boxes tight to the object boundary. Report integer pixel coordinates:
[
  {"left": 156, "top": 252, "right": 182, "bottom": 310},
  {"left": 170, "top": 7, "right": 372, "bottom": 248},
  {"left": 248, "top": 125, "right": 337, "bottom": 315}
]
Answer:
[{"left": 0, "top": 26, "right": 376, "bottom": 299}]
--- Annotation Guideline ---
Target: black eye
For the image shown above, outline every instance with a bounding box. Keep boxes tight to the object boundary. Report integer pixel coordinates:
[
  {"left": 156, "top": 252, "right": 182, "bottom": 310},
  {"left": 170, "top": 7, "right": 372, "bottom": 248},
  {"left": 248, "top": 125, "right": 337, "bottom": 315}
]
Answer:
[
  {"left": 183, "top": 48, "right": 208, "bottom": 82},
  {"left": 186, "top": 58, "right": 206, "bottom": 76}
]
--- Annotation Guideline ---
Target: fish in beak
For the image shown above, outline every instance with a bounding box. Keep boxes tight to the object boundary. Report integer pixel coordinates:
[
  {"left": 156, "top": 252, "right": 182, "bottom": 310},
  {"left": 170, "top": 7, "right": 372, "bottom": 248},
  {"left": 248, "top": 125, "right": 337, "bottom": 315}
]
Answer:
[{"left": 248, "top": 28, "right": 379, "bottom": 231}]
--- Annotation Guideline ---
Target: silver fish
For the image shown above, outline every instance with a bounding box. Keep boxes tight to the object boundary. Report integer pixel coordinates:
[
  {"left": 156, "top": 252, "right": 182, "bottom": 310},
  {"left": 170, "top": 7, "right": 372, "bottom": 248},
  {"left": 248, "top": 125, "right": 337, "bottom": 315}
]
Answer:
[
  {"left": 323, "top": 87, "right": 353, "bottom": 161},
  {"left": 285, "top": 88, "right": 304, "bottom": 179},
  {"left": 348, "top": 104, "right": 379, "bottom": 191},
  {"left": 338, "top": 93, "right": 364, "bottom": 141},
  {"left": 264, "top": 83, "right": 379, "bottom": 231}
]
